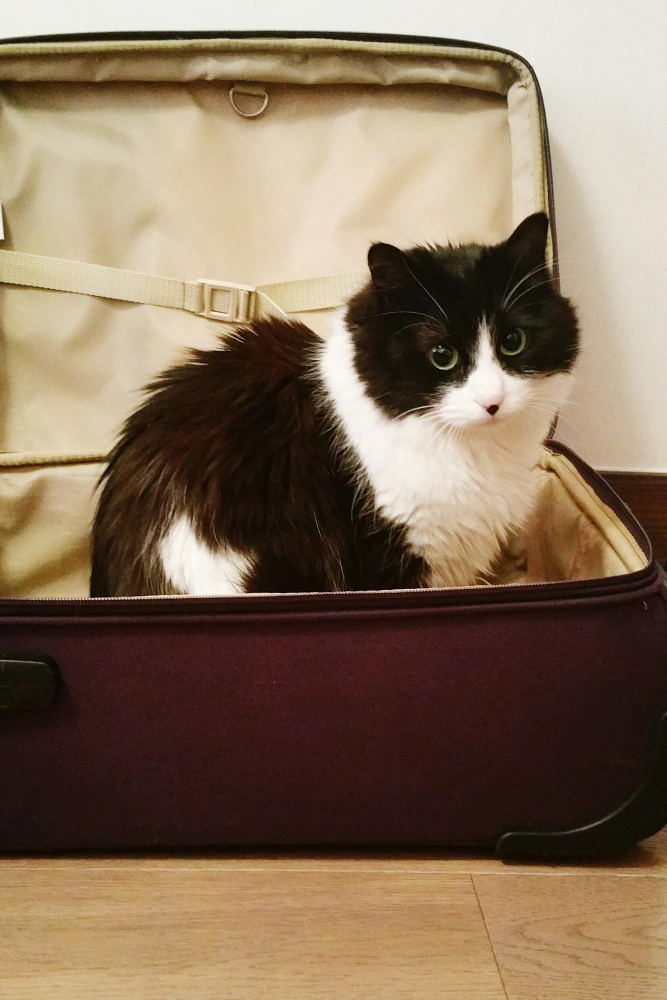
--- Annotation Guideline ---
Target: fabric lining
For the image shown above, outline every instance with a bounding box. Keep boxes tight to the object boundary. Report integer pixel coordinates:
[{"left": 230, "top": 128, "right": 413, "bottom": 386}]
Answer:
[
  {"left": 0, "top": 449, "right": 647, "bottom": 598},
  {"left": 0, "top": 37, "right": 643, "bottom": 598}
]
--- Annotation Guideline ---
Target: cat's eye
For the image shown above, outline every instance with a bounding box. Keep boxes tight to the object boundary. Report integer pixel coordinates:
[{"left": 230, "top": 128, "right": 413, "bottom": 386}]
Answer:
[
  {"left": 428, "top": 344, "right": 459, "bottom": 371},
  {"left": 500, "top": 329, "right": 527, "bottom": 356}
]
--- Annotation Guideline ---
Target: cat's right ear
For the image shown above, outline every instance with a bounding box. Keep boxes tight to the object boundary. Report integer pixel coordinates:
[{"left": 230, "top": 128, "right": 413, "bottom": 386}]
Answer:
[
  {"left": 368, "top": 242, "right": 408, "bottom": 291},
  {"left": 504, "top": 213, "right": 549, "bottom": 269}
]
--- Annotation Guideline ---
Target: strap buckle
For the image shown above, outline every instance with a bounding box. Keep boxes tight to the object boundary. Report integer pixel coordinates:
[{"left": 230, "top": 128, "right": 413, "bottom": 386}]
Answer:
[{"left": 198, "top": 280, "right": 256, "bottom": 324}]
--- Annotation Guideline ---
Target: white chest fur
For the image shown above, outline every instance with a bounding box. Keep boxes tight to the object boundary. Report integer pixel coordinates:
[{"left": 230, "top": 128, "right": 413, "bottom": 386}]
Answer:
[{"left": 318, "top": 316, "right": 559, "bottom": 587}]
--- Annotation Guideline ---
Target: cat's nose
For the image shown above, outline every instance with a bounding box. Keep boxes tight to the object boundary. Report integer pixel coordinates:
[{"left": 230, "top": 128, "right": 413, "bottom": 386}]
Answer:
[
  {"left": 474, "top": 385, "right": 506, "bottom": 416},
  {"left": 476, "top": 394, "right": 505, "bottom": 415}
]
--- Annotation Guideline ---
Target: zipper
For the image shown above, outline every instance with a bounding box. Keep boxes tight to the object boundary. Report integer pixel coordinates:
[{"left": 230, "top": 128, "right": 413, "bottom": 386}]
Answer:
[
  {"left": 0, "top": 560, "right": 661, "bottom": 621},
  {"left": 0, "top": 573, "right": 646, "bottom": 604}
]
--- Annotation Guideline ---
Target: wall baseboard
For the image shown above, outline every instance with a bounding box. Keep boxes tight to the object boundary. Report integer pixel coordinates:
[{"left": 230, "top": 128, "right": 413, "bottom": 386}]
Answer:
[{"left": 600, "top": 472, "right": 667, "bottom": 565}]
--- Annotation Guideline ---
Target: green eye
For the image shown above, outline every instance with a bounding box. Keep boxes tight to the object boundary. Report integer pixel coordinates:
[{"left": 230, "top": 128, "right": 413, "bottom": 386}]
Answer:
[
  {"left": 500, "top": 329, "right": 527, "bottom": 356},
  {"left": 428, "top": 343, "right": 459, "bottom": 371}
]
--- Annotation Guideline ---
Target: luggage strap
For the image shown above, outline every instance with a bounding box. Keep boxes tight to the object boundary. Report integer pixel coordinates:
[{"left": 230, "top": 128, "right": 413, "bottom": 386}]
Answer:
[{"left": 0, "top": 248, "right": 367, "bottom": 323}]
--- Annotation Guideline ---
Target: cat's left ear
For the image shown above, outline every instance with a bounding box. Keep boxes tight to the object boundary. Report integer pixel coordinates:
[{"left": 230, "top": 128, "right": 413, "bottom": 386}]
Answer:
[
  {"left": 504, "top": 212, "right": 549, "bottom": 268},
  {"left": 368, "top": 242, "right": 408, "bottom": 291}
]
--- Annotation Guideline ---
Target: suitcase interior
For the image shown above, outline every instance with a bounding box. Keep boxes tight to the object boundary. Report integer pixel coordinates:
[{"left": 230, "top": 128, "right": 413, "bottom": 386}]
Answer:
[
  {"left": 0, "top": 35, "right": 665, "bottom": 859},
  {"left": 0, "top": 35, "right": 653, "bottom": 599}
]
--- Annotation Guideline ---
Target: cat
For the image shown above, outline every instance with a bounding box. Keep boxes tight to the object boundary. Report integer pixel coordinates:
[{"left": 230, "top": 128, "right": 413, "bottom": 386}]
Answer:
[{"left": 90, "top": 212, "right": 579, "bottom": 597}]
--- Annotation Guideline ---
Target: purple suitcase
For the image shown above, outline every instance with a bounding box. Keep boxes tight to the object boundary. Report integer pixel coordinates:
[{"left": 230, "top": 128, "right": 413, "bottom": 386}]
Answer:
[{"left": 0, "top": 31, "right": 665, "bottom": 857}]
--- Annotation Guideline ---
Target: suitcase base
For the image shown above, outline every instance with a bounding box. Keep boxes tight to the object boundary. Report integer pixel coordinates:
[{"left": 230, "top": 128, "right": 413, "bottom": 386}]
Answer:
[{"left": 497, "top": 711, "right": 667, "bottom": 858}]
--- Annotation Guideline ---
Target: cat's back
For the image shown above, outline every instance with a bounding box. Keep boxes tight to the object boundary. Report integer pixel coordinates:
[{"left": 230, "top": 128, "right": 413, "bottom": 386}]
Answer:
[
  {"left": 128, "top": 318, "right": 321, "bottom": 432},
  {"left": 91, "top": 318, "right": 326, "bottom": 597}
]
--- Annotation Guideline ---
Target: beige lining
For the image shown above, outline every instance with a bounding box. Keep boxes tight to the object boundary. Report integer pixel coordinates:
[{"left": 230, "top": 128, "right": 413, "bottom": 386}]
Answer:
[
  {"left": 0, "top": 449, "right": 648, "bottom": 599},
  {"left": 0, "top": 37, "right": 643, "bottom": 598},
  {"left": 0, "top": 40, "right": 542, "bottom": 460},
  {"left": 539, "top": 451, "right": 645, "bottom": 569}
]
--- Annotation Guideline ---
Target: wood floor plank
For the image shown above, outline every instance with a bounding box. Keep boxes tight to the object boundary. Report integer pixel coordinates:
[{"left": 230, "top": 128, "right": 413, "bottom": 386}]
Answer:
[
  {"left": 473, "top": 874, "right": 667, "bottom": 999},
  {"left": 0, "top": 868, "right": 506, "bottom": 1000}
]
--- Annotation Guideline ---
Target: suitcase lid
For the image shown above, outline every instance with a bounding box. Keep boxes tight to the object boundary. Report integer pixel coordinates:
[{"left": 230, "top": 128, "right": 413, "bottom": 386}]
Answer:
[
  {"left": 0, "top": 33, "right": 605, "bottom": 600},
  {"left": 0, "top": 31, "right": 555, "bottom": 442}
]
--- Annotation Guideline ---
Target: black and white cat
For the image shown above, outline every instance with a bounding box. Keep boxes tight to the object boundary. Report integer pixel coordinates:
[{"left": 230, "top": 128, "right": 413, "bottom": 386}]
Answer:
[{"left": 90, "top": 212, "right": 579, "bottom": 597}]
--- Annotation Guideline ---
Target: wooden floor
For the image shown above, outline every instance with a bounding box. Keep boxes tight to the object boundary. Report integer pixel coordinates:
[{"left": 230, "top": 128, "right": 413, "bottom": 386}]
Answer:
[{"left": 3, "top": 829, "right": 667, "bottom": 999}]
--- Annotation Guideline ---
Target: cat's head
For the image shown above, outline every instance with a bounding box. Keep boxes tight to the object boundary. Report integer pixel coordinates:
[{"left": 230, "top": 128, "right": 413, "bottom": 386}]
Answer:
[{"left": 346, "top": 213, "right": 579, "bottom": 432}]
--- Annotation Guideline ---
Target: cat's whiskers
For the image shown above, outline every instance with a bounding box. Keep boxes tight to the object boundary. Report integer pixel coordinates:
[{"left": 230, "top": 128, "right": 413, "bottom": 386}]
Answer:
[
  {"left": 525, "top": 405, "right": 562, "bottom": 421},
  {"left": 362, "top": 309, "right": 439, "bottom": 323},
  {"left": 501, "top": 254, "right": 593, "bottom": 312},
  {"left": 506, "top": 276, "right": 567, "bottom": 313},
  {"left": 502, "top": 257, "right": 595, "bottom": 312},
  {"left": 525, "top": 400, "right": 562, "bottom": 413},
  {"left": 400, "top": 403, "right": 434, "bottom": 419},
  {"left": 402, "top": 260, "right": 450, "bottom": 325},
  {"left": 500, "top": 248, "right": 531, "bottom": 308},
  {"left": 500, "top": 257, "right": 604, "bottom": 309},
  {"left": 392, "top": 322, "right": 431, "bottom": 338},
  {"left": 554, "top": 398, "right": 583, "bottom": 410},
  {"left": 425, "top": 413, "right": 463, "bottom": 450},
  {"left": 502, "top": 263, "right": 553, "bottom": 311}
]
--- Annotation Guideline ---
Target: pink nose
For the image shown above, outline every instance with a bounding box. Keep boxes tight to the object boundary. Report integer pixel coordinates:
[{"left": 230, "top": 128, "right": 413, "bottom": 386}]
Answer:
[{"left": 477, "top": 394, "right": 505, "bottom": 415}]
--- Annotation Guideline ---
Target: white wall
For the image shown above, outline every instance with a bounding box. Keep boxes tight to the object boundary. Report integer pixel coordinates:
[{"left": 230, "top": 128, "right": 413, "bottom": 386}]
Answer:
[{"left": 3, "top": 1, "right": 666, "bottom": 471}]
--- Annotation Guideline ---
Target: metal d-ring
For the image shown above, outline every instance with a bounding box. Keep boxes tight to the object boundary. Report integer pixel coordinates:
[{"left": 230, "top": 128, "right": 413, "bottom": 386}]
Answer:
[{"left": 229, "top": 84, "right": 269, "bottom": 119}]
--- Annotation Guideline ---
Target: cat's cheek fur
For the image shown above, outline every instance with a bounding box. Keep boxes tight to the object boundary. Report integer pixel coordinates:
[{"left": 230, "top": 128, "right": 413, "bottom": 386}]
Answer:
[
  {"left": 438, "top": 370, "right": 573, "bottom": 430},
  {"left": 160, "top": 514, "right": 254, "bottom": 596},
  {"left": 435, "top": 323, "right": 574, "bottom": 430}
]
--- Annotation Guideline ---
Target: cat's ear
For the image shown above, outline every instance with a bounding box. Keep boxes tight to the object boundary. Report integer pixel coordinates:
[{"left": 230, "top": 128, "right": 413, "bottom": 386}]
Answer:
[
  {"left": 504, "top": 212, "right": 549, "bottom": 269},
  {"left": 368, "top": 242, "right": 408, "bottom": 291}
]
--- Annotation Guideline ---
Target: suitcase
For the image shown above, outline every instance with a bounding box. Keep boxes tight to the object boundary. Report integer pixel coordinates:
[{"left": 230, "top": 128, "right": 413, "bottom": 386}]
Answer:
[{"left": 0, "top": 30, "right": 665, "bottom": 857}]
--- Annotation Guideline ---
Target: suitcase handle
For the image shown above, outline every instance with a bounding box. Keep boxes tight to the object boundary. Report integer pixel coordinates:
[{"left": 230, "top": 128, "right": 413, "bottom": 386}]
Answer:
[{"left": 0, "top": 654, "right": 59, "bottom": 711}]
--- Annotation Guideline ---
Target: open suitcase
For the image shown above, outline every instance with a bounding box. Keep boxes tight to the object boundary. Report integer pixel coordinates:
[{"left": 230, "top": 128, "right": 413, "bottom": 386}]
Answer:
[{"left": 0, "top": 31, "right": 666, "bottom": 857}]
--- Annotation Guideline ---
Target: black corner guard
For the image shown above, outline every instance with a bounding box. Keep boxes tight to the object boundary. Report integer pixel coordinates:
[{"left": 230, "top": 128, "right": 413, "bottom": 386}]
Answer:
[
  {"left": 0, "top": 654, "right": 60, "bottom": 711},
  {"left": 496, "top": 712, "right": 667, "bottom": 859}
]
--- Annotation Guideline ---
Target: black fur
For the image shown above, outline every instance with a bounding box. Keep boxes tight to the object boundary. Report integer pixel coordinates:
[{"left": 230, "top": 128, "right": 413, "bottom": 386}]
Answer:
[
  {"left": 91, "top": 214, "right": 578, "bottom": 596},
  {"left": 91, "top": 319, "right": 424, "bottom": 596}
]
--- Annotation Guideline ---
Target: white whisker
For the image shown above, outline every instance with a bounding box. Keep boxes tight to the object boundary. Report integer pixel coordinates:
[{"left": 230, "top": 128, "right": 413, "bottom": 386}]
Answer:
[
  {"left": 362, "top": 309, "right": 439, "bottom": 323},
  {"left": 392, "top": 322, "right": 430, "bottom": 337},
  {"left": 502, "top": 263, "right": 553, "bottom": 311},
  {"left": 506, "top": 277, "right": 560, "bottom": 312},
  {"left": 502, "top": 255, "right": 595, "bottom": 311},
  {"left": 402, "top": 259, "right": 450, "bottom": 324},
  {"left": 500, "top": 248, "right": 531, "bottom": 307},
  {"left": 401, "top": 403, "right": 434, "bottom": 418}
]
